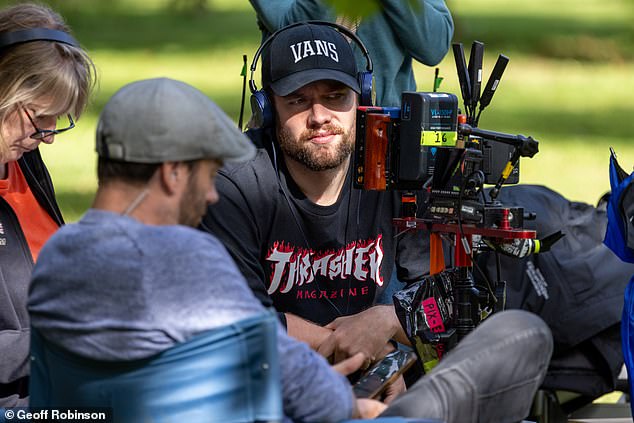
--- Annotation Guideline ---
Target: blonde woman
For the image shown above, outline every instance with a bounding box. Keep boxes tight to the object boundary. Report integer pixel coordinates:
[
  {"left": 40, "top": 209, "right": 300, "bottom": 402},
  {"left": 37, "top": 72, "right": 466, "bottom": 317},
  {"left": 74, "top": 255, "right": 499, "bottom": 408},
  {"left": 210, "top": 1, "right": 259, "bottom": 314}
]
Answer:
[{"left": 0, "top": 3, "right": 95, "bottom": 406}]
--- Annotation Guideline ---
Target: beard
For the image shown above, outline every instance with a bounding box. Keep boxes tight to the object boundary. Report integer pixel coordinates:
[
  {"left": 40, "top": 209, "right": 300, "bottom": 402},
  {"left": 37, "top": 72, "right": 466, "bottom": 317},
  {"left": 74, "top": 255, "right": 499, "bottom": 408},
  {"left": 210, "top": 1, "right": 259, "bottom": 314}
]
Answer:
[
  {"left": 178, "top": 174, "right": 207, "bottom": 228},
  {"left": 277, "top": 123, "right": 355, "bottom": 171}
]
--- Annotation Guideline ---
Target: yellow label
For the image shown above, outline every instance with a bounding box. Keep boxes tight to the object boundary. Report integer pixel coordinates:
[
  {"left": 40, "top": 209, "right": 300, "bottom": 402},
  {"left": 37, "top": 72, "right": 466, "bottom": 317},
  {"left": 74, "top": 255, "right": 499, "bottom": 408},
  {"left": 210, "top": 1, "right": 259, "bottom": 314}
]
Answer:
[{"left": 421, "top": 130, "right": 458, "bottom": 147}]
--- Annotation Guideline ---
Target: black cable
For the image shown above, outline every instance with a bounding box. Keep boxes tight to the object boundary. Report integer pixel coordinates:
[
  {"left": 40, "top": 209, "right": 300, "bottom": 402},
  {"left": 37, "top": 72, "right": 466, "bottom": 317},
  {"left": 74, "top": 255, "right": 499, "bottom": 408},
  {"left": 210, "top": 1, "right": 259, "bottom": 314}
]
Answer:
[
  {"left": 272, "top": 144, "right": 346, "bottom": 317},
  {"left": 495, "top": 250, "right": 502, "bottom": 284},
  {"left": 472, "top": 257, "right": 497, "bottom": 304},
  {"left": 456, "top": 150, "right": 469, "bottom": 256},
  {"left": 474, "top": 108, "right": 483, "bottom": 127},
  {"left": 343, "top": 164, "right": 355, "bottom": 315}
]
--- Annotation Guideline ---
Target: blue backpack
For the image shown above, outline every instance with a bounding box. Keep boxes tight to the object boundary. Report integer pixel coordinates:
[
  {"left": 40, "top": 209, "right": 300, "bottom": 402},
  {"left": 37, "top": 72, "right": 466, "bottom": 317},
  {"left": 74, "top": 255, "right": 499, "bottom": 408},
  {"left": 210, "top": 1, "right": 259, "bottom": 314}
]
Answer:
[{"left": 604, "top": 149, "right": 634, "bottom": 415}]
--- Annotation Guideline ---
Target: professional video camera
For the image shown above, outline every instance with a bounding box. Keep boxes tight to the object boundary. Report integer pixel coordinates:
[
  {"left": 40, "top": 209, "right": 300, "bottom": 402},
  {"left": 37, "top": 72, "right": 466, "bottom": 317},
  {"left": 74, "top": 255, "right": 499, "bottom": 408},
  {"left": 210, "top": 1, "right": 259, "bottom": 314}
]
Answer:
[
  {"left": 353, "top": 91, "right": 539, "bottom": 225},
  {"left": 353, "top": 41, "right": 542, "bottom": 227},
  {"left": 353, "top": 41, "right": 563, "bottom": 371}
]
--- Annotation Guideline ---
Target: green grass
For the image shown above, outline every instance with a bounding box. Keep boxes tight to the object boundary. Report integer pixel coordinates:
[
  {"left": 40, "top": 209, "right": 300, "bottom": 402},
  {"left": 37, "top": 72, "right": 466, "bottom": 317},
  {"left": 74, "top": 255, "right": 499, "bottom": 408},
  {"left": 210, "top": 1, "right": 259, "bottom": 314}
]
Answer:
[{"left": 4, "top": 0, "right": 631, "bottom": 220}]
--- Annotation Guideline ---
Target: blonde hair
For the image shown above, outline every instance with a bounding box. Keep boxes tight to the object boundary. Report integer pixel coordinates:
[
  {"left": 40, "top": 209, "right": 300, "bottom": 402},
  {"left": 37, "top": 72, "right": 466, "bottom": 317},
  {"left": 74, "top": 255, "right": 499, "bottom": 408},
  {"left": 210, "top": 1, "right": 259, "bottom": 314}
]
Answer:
[{"left": 0, "top": 2, "right": 96, "bottom": 161}]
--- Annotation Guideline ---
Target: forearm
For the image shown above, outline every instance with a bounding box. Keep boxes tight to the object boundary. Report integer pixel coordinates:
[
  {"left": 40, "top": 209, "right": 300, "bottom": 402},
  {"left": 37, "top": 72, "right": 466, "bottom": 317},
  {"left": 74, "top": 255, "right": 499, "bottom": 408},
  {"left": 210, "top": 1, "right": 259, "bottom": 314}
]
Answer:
[
  {"left": 386, "top": 306, "right": 410, "bottom": 346},
  {"left": 375, "top": 304, "right": 410, "bottom": 345},
  {"left": 277, "top": 325, "right": 355, "bottom": 422},
  {"left": 379, "top": 0, "right": 454, "bottom": 65},
  {"left": 286, "top": 312, "right": 333, "bottom": 351}
]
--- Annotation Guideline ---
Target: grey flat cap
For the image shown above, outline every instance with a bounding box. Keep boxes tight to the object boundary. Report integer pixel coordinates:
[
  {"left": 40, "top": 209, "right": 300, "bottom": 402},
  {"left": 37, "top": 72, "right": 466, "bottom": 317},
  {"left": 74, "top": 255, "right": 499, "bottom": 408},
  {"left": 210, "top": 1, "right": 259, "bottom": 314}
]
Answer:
[{"left": 96, "top": 78, "right": 255, "bottom": 163}]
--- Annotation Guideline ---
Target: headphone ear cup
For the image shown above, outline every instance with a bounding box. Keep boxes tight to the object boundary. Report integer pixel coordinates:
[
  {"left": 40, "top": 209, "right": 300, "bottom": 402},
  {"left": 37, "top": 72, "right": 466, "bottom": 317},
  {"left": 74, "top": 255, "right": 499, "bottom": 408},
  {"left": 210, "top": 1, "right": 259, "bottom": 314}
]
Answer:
[
  {"left": 358, "top": 71, "right": 374, "bottom": 106},
  {"left": 249, "top": 90, "right": 273, "bottom": 129}
]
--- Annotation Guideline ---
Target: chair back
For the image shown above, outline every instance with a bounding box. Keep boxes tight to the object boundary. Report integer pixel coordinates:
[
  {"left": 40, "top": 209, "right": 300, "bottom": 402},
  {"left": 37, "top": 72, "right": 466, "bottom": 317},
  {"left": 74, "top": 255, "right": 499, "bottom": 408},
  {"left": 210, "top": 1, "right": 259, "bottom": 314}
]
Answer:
[{"left": 30, "top": 312, "right": 282, "bottom": 423}]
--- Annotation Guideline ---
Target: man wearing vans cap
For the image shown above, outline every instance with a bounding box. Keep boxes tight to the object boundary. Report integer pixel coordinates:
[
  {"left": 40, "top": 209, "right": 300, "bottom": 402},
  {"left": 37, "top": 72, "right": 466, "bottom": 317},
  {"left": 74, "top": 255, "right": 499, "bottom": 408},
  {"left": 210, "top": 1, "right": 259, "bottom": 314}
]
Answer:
[{"left": 203, "top": 22, "right": 554, "bottom": 422}]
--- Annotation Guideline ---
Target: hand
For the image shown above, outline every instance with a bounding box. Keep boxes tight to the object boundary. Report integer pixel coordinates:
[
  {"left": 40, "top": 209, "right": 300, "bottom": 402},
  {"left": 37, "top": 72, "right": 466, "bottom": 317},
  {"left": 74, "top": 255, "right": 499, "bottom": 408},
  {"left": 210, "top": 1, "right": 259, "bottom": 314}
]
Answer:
[
  {"left": 382, "top": 374, "right": 406, "bottom": 404},
  {"left": 332, "top": 352, "right": 366, "bottom": 376},
  {"left": 354, "top": 398, "right": 388, "bottom": 419},
  {"left": 317, "top": 305, "right": 400, "bottom": 364}
]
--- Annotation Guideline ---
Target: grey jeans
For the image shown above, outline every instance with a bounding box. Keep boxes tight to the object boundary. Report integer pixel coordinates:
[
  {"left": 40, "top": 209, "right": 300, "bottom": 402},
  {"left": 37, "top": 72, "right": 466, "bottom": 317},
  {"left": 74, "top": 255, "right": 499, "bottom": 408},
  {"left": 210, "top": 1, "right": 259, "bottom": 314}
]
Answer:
[{"left": 381, "top": 309, "right": 553, "bottom": 423}]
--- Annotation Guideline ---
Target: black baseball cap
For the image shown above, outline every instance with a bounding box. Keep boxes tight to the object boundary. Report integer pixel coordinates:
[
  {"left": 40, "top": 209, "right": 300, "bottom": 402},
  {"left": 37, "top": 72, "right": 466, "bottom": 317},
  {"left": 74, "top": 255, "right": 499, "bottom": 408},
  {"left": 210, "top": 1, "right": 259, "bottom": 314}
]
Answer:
[{"left": 261, "top": 23, "right": 360, "bottom": 96}]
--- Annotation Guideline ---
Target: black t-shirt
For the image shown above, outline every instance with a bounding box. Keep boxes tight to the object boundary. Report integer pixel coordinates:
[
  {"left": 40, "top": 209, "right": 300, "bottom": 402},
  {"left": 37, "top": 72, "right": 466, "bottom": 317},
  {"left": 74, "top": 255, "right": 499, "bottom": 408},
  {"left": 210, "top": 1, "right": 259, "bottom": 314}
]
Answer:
[{"left": 202, "top": 129, "right": 428, "bottom": 326}]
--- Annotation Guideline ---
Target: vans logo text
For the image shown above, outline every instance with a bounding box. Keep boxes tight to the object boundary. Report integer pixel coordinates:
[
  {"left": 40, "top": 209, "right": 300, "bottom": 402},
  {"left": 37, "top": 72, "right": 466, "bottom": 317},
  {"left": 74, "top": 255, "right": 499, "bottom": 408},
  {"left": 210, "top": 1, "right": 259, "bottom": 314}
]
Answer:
[{"left": 290, "top": 40, "right": 338, "bottom": 63}]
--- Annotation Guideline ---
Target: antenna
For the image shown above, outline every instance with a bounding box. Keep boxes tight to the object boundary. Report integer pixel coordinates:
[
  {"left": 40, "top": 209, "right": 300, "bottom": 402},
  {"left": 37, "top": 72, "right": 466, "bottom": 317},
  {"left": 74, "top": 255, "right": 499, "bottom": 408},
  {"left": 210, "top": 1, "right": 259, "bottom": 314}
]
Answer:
[
  {"left": 452, "top": 43, "right": 472, "bottom": 120},
  {"left": 238, "top": 54, "right": 247, "bottom": 131},
  {"left": 433, "top": 67, "right": 445, "bottom": 92},
  {"left": 467, "top": 41, "right": 484, "bottom": 125},
  {"left": 475, "top": 54, "right": 509, "bottom": 126}
]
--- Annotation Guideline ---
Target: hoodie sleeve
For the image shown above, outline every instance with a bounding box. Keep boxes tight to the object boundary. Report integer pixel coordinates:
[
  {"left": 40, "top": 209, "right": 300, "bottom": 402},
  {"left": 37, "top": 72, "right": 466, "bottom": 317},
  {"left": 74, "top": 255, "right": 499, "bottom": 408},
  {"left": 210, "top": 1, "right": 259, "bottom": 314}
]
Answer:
[{"left": 276, "top": 324, "right": 355, "bottom": 422}]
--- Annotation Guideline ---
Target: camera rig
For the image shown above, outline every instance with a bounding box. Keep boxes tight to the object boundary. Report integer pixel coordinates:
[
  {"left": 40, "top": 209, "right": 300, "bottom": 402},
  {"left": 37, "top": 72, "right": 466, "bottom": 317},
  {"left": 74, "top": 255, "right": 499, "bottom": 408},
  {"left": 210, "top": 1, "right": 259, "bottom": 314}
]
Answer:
[{"left": 353, "top": 41, "right": 562, "bottom": 370}]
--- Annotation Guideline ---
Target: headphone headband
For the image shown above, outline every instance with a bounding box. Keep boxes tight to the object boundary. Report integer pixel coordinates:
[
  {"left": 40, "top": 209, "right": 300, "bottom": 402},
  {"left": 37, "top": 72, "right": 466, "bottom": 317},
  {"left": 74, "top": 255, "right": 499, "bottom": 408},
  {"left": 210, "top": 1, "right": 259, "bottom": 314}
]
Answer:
[
  {"left": 0, "top": 28, "right": 79, "bottom": 51},
  {"left": 248, "top": 20, "right": 374, "bottom": 128},
  {"left": 249, "top": 20, "right": 373, "bottom": 94}
]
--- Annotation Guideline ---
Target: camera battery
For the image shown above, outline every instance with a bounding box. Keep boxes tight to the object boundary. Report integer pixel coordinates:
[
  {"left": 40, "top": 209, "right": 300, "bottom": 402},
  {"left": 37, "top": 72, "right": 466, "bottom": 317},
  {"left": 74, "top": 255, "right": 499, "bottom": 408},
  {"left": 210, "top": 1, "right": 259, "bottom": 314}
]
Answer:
[{"left": 399, "top": 92, "right": 459, "bottom": 184}]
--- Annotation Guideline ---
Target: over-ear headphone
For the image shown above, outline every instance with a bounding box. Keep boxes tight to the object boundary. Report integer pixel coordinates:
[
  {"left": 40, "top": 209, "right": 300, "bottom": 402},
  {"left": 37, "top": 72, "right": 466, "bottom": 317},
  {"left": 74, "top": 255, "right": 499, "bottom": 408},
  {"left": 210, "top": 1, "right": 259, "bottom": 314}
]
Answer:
[
  {"left": 249, "top": 20, "right": 374, "bottom": 129},
  {"left": 0, "top": 28, "right": 79, "bottom": 51}
]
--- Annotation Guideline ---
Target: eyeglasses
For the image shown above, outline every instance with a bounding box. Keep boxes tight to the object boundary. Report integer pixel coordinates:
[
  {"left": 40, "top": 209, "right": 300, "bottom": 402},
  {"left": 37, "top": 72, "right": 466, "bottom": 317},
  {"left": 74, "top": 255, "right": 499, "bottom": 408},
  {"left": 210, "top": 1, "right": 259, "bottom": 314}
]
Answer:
[{"left": 23, "top": 108, "right": 75, "bottom": 140}]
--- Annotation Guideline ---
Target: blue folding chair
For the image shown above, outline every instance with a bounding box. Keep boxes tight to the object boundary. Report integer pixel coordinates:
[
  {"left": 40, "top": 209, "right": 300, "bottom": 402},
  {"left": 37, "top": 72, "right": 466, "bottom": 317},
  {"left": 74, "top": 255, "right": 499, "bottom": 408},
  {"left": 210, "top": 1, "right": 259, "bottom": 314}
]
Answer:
[{"left": 30, "top": 312, "right": 282, "bottom": 422}]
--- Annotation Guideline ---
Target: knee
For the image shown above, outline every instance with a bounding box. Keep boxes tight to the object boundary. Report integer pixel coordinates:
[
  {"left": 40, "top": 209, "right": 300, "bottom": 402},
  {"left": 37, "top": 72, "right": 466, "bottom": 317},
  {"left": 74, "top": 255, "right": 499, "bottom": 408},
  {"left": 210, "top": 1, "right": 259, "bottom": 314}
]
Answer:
[
  {"left": 439, "top": 309, "right": 553, "bottom": 373},
  {"left": 484, "top": 309, "right": 553, "bottom": 362}
]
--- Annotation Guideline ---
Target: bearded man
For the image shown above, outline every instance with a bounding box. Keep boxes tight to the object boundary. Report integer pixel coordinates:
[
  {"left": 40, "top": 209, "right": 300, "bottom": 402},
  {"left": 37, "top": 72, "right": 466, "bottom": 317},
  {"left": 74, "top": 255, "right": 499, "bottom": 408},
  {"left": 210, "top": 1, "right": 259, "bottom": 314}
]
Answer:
[
  {"left": 201, "top": 25, "right": 552, "bottom": 420},
  {"left": 201, "top": 23, "right": 425, "bottom": 379}
]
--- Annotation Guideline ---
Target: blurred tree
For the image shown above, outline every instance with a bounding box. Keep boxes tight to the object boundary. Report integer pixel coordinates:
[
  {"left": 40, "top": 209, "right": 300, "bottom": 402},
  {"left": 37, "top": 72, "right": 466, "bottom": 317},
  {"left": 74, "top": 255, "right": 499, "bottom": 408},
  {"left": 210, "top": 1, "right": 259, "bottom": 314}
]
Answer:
[
  {"left": 169, "top": 0, "right": 209, "bottom": 13},
  {"left": 325, "top": 0, "right": 422, "bottom": 18}
]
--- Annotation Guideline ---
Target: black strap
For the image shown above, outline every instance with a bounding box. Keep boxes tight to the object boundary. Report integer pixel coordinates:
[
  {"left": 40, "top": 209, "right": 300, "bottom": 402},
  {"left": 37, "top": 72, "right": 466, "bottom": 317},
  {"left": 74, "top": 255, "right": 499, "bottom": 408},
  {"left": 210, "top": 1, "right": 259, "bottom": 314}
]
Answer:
[
  {"left": 0, "top": 28, "right": 78, "bottom": 51},
  {"left": 0, "top": 376, "right": 28, "bottom": 398}
]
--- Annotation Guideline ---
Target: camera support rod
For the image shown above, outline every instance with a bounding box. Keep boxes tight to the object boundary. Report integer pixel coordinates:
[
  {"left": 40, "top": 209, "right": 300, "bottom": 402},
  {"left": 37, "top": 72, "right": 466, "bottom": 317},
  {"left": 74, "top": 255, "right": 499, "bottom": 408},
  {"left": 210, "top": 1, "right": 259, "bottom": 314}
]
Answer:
[{"left": 458, "top": 124, "right": 539, "bottom": 158}]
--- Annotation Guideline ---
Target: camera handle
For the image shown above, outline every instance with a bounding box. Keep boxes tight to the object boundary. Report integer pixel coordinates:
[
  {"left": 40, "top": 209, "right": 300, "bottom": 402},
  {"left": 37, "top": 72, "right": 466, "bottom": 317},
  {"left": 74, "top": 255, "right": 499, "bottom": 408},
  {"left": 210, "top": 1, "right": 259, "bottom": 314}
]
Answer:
[
  {"left": 458, "top": 124, "right": 539, "bottom": 157},
  {"left": 458, "top": 123, "right": 539, "bottom": 200}
]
